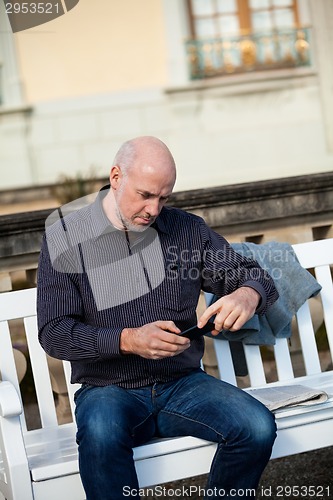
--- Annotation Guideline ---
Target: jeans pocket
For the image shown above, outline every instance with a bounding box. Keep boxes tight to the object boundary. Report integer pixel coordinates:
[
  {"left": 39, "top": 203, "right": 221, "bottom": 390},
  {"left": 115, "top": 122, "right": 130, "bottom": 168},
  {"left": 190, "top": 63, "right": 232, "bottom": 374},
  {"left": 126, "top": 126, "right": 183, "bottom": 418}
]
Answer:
[{"left": 74, "top": 383, "right": 92, "bottom": 405}]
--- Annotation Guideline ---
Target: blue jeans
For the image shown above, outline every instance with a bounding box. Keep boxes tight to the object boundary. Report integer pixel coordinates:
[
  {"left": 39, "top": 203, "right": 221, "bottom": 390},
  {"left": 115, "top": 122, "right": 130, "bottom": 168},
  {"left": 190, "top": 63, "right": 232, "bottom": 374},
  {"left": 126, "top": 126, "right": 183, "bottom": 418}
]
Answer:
[{"left": 75, "top": 369, "right": 276, "bottom": 500}]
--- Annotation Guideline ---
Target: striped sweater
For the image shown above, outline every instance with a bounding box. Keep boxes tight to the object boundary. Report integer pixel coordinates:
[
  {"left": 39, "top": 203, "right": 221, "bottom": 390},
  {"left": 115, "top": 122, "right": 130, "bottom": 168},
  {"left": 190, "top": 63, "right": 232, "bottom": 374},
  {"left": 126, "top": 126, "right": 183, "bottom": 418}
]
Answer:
[{"left": 37, "top": 186, "right": 278, "bottom": 388}]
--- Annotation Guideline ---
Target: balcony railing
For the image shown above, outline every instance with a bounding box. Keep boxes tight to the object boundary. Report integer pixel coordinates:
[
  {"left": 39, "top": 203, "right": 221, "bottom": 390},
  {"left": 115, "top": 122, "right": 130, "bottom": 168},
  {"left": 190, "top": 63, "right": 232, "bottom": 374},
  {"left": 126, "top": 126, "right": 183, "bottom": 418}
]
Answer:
[{"left": 185, "top": 27, "right": 311, "bottom": 80}]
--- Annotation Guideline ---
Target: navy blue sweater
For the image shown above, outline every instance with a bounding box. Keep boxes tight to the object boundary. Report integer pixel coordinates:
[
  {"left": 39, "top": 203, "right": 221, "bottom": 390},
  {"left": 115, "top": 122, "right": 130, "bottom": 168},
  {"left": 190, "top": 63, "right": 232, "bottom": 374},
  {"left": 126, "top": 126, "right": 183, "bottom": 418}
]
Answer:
[{"left": 37, "top": 188, "right": 278, "bottom": 388}]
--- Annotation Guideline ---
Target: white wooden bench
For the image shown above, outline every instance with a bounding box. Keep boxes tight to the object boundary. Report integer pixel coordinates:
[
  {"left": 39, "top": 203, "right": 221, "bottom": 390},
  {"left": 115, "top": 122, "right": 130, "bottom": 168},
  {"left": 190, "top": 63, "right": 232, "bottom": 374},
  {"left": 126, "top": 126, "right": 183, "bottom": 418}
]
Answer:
[{"left": 0, "top": 238, "right": 333, "bottom": 500}]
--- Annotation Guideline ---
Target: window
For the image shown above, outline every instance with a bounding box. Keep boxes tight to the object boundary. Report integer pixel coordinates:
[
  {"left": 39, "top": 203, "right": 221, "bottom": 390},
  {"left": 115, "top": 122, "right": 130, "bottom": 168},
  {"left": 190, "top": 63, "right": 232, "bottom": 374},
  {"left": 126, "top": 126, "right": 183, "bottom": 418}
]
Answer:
[
  {"left": 185, "top": 0, "right": 310, "bottom": 79},
  {"left": 188, "top": 0, "right": 299, "bottom": 38}
]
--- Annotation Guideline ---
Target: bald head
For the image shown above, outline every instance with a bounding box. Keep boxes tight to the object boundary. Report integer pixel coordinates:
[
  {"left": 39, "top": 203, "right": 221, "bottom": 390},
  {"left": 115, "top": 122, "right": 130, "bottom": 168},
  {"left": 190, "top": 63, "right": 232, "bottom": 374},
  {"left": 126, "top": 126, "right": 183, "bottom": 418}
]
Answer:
[{"left": 113, "top": 136, "right": 176, "bottom": 181}]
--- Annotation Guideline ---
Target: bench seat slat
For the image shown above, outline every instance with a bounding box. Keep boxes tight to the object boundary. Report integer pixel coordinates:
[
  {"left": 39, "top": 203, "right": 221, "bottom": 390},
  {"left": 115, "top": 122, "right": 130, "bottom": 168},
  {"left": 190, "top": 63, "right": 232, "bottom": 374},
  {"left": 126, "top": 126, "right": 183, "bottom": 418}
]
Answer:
[
  {"left": 25, "top": 390, "right": 333, "bottom": 480},
  {"left": 26, "top": 431, "right": 215, "bottom": 482},
  {"left": 271, "top": 416, "right": 333, "bottom": 459}
]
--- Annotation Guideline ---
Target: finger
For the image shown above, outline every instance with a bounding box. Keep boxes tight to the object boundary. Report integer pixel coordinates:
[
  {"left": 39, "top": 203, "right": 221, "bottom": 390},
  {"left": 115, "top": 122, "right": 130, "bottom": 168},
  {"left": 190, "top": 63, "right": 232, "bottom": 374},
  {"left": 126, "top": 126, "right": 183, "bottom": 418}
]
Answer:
[
  {"left": 161, "top": 331, "right": 190, "bottom": 346},
  {"left": 147, "top": 341, "right": 190, "bottom": 359},
  {"left": 227, "top": 313, "right": 249, "bottom": 331},
  {"left": 147, "top": 347, "right": 189, "bottom": 360},
  {"left": 157, "top": 321, "right": 181, "bottom": 334},
  {"left": 219, "top": 311, "right": 239, "bottom": 331},
  {"left": 198, "top": 304, "right": 218, "bottom": 328}
]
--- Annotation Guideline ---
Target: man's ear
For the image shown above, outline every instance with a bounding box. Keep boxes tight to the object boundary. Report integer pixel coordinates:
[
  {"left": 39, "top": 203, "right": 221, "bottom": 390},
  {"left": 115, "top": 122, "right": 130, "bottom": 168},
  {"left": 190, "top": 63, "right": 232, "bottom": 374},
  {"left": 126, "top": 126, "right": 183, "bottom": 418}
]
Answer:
[{"left": 110, "top": 165, "right": 122, "bottom": 190}]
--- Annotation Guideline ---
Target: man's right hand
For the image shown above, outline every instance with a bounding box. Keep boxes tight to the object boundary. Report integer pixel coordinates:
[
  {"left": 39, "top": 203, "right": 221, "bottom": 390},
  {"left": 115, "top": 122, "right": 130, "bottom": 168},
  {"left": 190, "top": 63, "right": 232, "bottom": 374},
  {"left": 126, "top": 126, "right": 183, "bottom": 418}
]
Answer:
[{"left": 120, "top": 321, "right": 190, "bottom": 359}]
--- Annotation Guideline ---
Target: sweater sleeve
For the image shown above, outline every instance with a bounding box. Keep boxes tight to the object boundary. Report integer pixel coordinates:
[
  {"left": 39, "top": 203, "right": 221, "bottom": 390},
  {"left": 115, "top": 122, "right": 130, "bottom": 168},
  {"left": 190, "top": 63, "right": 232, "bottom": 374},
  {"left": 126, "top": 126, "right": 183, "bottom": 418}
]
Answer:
[
  {"left": 199, "top": 221, "right": 279, "bottom": 314},
  {"left": 37, "top": 234, "right": 123, "bottom": 362}
]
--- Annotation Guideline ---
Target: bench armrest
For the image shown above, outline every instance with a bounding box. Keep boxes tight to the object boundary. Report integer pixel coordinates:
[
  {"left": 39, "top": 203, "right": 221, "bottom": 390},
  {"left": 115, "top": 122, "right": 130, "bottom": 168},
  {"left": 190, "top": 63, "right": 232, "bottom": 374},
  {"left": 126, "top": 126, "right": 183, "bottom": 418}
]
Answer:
[
  {"left": 0, "top": 381, "right": 33, "bottom": 499},
  {"left": 0, "top": 381, "right": 22, "bottom": 417}
]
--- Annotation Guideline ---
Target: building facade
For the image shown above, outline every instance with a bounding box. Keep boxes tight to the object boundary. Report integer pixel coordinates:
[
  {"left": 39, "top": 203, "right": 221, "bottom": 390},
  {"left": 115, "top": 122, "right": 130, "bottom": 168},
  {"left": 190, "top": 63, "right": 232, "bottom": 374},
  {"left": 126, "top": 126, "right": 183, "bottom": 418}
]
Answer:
[{"left": 1, "top": 0, "right": 333, "bottom": 193}]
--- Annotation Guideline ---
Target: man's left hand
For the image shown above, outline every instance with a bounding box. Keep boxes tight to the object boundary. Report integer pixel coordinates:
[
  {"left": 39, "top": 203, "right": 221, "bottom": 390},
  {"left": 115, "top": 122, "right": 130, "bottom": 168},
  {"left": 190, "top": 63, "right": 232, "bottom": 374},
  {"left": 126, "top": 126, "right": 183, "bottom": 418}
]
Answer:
[{"left": 198, "top": 287, "right": 260, "bottom": 335}]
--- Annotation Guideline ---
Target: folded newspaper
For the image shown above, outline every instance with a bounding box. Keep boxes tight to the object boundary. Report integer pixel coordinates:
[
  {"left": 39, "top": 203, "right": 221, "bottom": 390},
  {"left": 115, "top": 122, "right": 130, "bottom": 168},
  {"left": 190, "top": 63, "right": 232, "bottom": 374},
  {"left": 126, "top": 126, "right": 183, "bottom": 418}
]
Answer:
[{"left": 247, "top": 384, "right": 329, "bottom": 411}]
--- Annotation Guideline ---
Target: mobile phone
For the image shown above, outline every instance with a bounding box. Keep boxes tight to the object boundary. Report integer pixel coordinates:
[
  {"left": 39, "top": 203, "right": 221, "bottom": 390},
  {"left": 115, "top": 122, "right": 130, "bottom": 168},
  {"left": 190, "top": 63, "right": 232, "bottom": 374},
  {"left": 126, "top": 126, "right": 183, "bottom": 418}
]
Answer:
[{"left": 180, "top": 321, "right": 216, "bottom": 340}]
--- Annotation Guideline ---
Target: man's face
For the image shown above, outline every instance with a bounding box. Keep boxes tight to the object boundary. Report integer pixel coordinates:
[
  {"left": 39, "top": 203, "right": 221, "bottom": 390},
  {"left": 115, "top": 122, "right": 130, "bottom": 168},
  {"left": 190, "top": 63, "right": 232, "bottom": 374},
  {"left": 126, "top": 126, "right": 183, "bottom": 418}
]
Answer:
[{"left": 114, "top": 160, "right": 175, "bottom": 232}]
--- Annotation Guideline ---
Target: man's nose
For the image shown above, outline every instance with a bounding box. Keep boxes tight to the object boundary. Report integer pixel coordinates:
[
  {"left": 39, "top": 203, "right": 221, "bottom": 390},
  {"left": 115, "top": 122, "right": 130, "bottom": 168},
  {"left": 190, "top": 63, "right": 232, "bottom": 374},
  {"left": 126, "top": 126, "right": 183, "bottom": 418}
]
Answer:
[{"left": 146, "top": 199, "right": 160, "bottom": 217}]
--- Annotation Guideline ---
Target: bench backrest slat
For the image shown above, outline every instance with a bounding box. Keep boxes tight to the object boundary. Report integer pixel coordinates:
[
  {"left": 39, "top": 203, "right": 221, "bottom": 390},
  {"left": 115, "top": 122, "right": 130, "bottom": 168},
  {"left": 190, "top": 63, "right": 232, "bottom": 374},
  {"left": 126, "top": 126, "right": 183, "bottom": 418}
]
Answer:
[
  {"left": 296, "top": 302, "right": 322, "bottom": 375},
  {"left": 0, "top": 288, "right": 36, "bottom": 322},
  {"left": 243, "top": 345, "right": 266, "bottom": 387},
  {"left": 213, "top": 340, "right": 237, "bottom": 386},
  {"left": 24, "top": 317, "right": 58, "bottom": 428},
  {"left": 63, "top": 360, "right": 80, "bottom": 418},
  {"left": 315, "top": 265, "right": 333, "bottom": 354},
  {"left": 273, "top": 338, "right": 294, "bottom": 381},
  {"left": 293, "top": 238, "right": 333, "bottom": 268}
]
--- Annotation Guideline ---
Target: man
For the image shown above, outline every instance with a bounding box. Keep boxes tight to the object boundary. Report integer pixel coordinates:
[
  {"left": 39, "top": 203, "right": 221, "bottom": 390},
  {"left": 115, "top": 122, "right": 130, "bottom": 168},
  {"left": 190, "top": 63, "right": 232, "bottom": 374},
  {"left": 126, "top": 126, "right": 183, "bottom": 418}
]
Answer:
[{"left": 37, "top": 136, "right": 278, "bottom": 499}]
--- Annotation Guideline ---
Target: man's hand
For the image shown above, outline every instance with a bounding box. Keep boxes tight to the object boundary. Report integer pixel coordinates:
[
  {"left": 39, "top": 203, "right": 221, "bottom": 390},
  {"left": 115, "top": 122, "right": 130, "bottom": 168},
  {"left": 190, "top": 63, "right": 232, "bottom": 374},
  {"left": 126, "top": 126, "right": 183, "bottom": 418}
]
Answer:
[
  {"left": 198, "top": 287, "right": 260, "bottom": 335},
  {"left": 120, "top": 321, "right": 191, "bottom": 359}
]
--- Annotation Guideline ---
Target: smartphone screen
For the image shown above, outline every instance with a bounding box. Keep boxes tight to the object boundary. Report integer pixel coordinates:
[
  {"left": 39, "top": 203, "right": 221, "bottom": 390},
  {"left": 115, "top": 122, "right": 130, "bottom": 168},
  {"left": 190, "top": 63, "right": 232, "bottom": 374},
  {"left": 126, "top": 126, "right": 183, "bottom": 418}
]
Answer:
[{"left": 179, "top": 321, "right": 216, "bottom": 340}]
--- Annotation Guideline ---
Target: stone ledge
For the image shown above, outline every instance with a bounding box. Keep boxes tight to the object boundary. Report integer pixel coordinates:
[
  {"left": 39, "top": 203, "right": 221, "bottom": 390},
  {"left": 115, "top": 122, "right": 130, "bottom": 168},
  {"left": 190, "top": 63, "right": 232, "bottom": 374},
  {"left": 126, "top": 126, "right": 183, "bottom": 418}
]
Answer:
[{"left": 0, "top": 172, "right": 332, "bottom": 259}]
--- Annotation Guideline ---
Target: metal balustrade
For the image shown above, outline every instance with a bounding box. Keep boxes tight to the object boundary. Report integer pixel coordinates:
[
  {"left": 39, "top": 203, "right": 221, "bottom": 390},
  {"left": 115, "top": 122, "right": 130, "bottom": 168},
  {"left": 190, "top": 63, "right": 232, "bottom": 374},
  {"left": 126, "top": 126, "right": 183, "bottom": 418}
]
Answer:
[{"left": 185, "top": 27, "right": 311, "bottom": 80}]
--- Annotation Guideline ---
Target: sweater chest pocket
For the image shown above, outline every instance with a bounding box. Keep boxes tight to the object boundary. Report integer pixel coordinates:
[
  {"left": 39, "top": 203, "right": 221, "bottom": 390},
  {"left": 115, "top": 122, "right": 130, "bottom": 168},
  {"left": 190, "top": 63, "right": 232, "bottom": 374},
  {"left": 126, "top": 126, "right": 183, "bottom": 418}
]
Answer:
[{"left": 164, "top": 259, "right": 201, "bottom": 312}]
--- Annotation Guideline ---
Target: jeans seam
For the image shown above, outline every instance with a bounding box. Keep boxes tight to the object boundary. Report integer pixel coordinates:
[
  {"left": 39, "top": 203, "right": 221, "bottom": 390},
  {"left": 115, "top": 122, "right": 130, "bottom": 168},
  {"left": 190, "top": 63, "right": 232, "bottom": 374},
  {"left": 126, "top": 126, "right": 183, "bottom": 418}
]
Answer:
[
  {"left": 160, "top": 409, "right": 227, "bottom": 443},
  {"left": 131, "top": 413, "right": 154, "bottom": 437}
]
